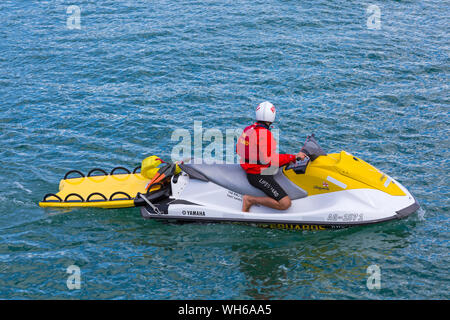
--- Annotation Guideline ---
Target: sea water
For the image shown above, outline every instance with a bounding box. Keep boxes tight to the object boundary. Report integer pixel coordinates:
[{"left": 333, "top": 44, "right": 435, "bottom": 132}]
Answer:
[{"left": 0, "top": 0, "right": 448, "bottom": 299}]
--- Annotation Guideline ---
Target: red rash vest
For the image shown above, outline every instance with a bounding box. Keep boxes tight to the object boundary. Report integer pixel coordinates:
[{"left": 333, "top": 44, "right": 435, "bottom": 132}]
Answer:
[{"left": 236, "top": 122, "right": 296, "bottom": 174}]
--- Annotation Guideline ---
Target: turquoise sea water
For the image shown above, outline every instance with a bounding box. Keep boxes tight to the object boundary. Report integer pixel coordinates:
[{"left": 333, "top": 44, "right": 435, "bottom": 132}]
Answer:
[{"left": 0, "top": 0, "right": 448, "bottom": 299}]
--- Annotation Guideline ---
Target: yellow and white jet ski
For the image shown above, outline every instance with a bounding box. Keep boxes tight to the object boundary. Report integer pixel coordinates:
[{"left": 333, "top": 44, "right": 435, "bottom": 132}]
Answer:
[{"left": 139, "top": 135, "right": 420, "bottom": 230}]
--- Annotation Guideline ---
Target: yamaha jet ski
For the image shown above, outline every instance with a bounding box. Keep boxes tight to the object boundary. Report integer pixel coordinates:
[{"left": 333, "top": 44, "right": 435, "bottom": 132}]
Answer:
[{"left": 139, "top": 135, "right": 420, "bottom": 230}]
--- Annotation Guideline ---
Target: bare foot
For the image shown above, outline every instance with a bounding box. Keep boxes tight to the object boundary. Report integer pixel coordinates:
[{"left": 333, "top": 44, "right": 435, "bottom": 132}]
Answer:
[{"left": 242, "top": 195, "right": 253, "bottom": 212}]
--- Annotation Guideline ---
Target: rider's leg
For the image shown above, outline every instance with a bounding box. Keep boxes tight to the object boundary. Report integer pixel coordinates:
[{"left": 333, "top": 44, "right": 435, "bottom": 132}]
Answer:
[
  {"left": 242, "top": 194, "right": 291, "bottom": 212},
  {"left": 243, "top": 173, "right": 289, "bottom": 212}
]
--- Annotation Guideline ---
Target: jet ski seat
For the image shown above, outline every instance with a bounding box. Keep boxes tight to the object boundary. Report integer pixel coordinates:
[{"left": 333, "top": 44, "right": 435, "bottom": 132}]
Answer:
[{"left": 180, "top": 163, "right": 308, "bottom": 200}]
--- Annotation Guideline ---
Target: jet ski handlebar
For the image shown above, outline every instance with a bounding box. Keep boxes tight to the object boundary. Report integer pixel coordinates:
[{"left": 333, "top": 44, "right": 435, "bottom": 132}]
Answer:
[{"left": 285, "top": 156, "right": 310, "bottom": 174}]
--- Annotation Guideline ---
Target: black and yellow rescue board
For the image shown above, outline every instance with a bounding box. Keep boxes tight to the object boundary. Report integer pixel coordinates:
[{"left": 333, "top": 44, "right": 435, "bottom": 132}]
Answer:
[{"left": 39, "top": 156, "right": 176, "bottom": 209}]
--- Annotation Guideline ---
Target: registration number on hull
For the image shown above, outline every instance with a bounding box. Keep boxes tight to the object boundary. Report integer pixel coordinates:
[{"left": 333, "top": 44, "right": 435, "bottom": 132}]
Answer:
[{"left": 327, "top": 213, "right": 364, "bottom": 222}]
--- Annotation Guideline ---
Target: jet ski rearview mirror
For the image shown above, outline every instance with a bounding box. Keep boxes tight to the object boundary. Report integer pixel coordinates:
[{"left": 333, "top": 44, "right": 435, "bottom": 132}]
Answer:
[{"left": 301, "top": 134, "right": 327, "bottom": 161}]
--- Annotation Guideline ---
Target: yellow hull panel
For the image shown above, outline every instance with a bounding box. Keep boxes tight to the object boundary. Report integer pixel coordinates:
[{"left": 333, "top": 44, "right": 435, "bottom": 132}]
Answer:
[{"left": 285, "top": 151, "right": 406, "bottom": 196}]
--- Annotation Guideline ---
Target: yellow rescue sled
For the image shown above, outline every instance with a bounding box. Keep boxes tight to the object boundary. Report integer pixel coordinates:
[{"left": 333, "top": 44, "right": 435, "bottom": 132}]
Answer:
[{"left": 39, "top": 156, "right": 175, "bottom": 209}]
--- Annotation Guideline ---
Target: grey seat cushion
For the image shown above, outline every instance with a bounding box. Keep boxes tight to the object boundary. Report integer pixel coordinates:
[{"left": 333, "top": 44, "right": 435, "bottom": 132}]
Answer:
[{"left": 181, "top": 163, "right": 307, "bottom": 200}]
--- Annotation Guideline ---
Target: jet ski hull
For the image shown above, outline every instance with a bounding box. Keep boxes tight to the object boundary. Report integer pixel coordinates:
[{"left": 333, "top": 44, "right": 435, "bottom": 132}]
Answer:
[{"left": 140, "top": 197, "right": 419, "bottom": 230}]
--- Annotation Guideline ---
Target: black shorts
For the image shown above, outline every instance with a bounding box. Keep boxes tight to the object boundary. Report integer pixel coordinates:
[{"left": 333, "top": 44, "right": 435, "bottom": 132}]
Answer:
[{"left": 246, "top": 173, "right": 288, "bottom": 201}]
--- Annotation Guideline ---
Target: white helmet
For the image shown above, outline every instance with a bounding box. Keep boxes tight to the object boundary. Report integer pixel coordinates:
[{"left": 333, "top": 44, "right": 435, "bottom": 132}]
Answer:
[{"left": 255, "top": 101, "right": 276, "bottom": 123}]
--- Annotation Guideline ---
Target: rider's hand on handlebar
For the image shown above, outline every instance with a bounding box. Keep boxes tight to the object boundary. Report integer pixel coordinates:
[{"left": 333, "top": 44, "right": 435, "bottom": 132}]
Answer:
[{"left": 296, "top": 152, "right": 307, "bottom": 161}]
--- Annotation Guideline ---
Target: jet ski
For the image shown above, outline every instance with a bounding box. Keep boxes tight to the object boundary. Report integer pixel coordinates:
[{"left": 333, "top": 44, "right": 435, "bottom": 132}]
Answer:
[{"left": 139, "top": 135, "right": 420, "bottom": 230}]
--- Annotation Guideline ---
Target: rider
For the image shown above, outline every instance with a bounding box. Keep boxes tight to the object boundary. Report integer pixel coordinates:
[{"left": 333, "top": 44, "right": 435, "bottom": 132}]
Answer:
[{"left": 236, "top": 101, "right": 306, "bottom": 212}]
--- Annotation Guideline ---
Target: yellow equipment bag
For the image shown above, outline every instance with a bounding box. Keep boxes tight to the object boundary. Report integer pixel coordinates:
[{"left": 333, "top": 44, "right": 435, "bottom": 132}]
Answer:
[
  {"left": 141, "top": 155, "right": 182, "bottom": 178},
  {"left": 141, "top": 155, "right": 165, "bottom": 179}
]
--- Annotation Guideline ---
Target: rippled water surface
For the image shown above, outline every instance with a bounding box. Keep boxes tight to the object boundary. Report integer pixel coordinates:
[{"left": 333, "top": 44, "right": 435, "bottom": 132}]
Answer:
[{"left": 0, "top": 0, "right": 448, "bottom": 299}]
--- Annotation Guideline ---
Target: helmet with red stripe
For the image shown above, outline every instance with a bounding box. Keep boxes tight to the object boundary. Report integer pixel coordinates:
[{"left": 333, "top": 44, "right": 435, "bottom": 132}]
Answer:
[{"left": 255, "top": 101, "right": 276, "bottom": 123}]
